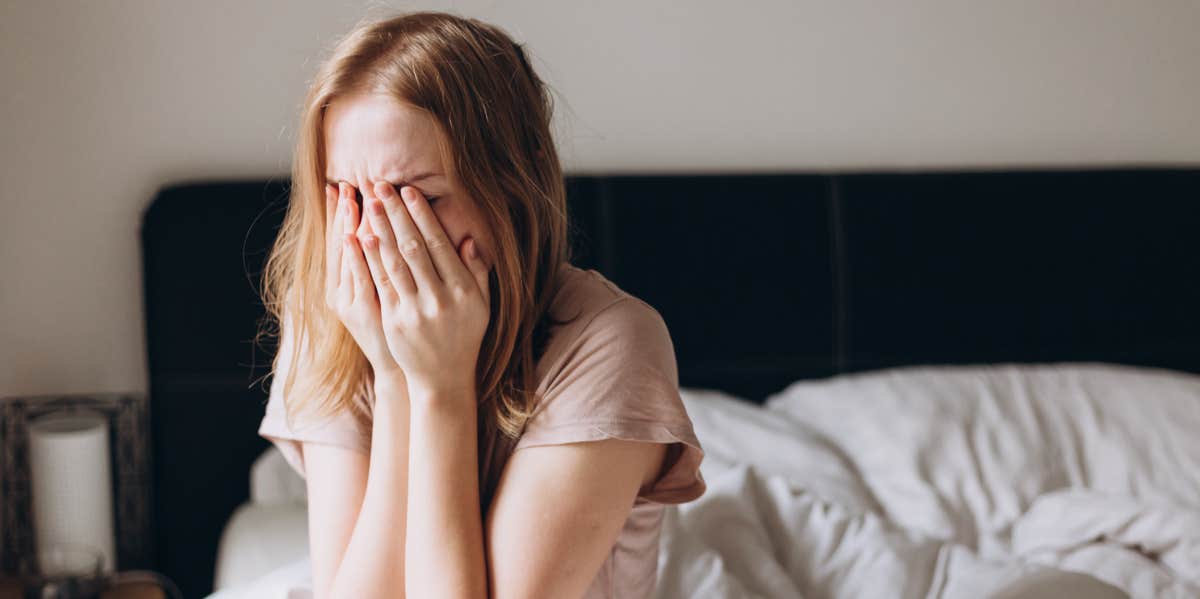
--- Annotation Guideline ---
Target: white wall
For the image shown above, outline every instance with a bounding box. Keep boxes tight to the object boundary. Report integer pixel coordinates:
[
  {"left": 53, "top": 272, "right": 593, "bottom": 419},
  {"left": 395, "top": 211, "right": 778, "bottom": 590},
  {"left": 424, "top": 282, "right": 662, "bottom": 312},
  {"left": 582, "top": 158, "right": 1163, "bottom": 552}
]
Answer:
[{"left": 2, "top": 0, "right": 1198, "bottom": 396}]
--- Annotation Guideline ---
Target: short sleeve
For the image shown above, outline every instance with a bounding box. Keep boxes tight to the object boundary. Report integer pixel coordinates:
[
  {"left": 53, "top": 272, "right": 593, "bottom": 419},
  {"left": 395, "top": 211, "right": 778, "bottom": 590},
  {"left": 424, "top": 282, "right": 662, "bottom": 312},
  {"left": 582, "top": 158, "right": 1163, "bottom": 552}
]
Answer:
[
  {"left": 257, "top": 312, "right": 370, "bottom": 480},
  {"left": 515, "top": 297, "right": 706, "bottom": 504}
]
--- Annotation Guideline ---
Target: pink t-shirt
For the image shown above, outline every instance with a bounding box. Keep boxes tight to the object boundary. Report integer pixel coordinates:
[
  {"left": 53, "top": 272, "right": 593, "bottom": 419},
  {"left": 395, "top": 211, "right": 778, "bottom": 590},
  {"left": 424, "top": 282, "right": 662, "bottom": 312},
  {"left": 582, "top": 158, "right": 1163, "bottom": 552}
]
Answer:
[{"left": 258, "top": 263, "right": 706, "bottom": 598}]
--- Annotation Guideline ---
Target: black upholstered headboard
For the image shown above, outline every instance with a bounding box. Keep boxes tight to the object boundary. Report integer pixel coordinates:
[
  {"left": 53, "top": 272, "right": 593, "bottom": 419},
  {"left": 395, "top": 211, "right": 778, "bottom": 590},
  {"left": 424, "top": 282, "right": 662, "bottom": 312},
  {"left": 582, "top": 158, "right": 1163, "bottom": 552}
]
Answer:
[{"left": 140, "top": 168, "right": 1200, "bottom": 597}]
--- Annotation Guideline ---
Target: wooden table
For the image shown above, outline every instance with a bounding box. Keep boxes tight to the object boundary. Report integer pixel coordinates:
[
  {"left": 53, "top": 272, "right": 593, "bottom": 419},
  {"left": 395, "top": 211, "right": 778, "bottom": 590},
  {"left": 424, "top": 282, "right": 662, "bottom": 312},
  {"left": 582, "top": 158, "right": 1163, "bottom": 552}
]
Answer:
[
  {"left": 0, "top": 575, "right": 166, "bottom": 599},
  {"left": 0, "top": 578, "right": 18, "bottom": 599}
]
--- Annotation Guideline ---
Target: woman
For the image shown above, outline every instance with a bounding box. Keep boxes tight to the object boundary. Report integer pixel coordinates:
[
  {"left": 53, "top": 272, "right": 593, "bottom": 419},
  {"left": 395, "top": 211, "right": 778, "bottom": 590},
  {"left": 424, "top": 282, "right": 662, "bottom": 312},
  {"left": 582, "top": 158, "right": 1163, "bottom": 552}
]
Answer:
[{"left": 255, "top": 10, "right": 706, "bottom": 599}]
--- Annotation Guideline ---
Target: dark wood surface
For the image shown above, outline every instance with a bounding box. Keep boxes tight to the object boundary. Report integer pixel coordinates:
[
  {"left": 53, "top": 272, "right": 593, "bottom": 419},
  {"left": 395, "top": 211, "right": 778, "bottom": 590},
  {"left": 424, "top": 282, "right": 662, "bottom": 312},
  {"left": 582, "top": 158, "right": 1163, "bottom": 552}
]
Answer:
[{"left": 0, "top": 576, "right": 165, "bottom": 599}]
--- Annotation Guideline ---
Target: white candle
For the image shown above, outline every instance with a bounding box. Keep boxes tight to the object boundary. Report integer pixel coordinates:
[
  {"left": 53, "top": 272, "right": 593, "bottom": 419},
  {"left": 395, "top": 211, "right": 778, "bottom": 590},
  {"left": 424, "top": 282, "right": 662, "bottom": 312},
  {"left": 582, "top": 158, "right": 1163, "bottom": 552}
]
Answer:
[{"left": 28, "top": 409, "right": 116, "bottom": 574}]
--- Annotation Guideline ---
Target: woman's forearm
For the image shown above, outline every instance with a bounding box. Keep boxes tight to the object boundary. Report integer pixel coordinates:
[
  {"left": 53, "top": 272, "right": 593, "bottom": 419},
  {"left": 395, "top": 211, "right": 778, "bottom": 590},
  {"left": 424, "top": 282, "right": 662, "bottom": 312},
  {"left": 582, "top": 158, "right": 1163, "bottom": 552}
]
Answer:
[
  {"left": 405, "top": 388, "right": 487, "bottom": 598},
  {"left": 327, "top": 375, "right": 410, "bottom": 599}
]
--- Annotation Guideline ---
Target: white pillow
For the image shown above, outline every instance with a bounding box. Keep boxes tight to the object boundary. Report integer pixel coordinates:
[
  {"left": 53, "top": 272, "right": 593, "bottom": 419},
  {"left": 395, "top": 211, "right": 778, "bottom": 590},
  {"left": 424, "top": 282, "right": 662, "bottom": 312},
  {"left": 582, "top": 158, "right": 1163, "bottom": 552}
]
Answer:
[
  {"left": 212, "top": 502, "right": 308, "bottom": 591},
  {"left": 250, "top": 445, "right": 307, "bottom": 505},
  {"left": 762, "top": 363, "right": 1200, "bottom": 553}
]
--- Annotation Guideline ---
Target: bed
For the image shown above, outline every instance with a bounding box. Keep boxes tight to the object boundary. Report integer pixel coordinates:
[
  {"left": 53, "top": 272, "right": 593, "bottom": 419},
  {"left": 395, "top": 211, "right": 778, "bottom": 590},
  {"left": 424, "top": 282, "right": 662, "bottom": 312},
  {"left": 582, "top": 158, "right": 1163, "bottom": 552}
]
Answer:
[{"left": 139, "top": 168, "right": 1200, "bottom": 598}]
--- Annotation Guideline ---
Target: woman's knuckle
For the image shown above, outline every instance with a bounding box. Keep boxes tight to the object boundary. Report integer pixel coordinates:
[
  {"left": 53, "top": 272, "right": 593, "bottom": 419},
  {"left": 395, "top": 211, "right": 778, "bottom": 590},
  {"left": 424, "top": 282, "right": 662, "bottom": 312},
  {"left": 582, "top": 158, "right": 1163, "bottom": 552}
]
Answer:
[
  {"left": 423, "top": 299, "right": 444, "bottom": 318},
  {"left": 399, "top": 307, "right": 419, "bottom": 325},
  {"left": 400, "top": 238, "right": 422, "bottom": 257}
]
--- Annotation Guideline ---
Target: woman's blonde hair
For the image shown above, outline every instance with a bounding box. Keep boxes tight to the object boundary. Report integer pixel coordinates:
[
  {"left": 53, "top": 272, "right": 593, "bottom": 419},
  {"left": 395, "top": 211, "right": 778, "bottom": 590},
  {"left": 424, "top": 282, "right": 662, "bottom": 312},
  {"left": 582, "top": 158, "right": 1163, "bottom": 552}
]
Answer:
[{"left": 258, "top": 10, "right": 577, "bottom": 440}]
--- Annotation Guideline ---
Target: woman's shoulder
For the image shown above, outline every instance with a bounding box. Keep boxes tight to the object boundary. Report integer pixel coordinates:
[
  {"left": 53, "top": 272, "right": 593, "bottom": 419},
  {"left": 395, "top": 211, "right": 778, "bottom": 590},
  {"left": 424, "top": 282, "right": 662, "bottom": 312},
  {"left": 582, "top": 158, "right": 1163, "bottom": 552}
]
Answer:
[
  {"left": 532, "top": 264, "right": 677, "bottom": 399},
  {"left": 547, "top": 263, "right": 628, "bottom": 319},
  {"left": 541, "top": 264, "right": 674, "bottom": 366},
  {"left": 551, "top": 263, "right": 668, "bottom": 324},
  {"left": 521, "top": 265, "right": 705, "bottom": 505}
]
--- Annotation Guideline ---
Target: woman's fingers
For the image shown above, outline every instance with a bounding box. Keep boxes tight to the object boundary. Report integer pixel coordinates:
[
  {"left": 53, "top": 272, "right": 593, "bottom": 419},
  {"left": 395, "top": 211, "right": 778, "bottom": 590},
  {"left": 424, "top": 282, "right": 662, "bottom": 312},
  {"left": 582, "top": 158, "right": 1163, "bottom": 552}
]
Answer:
[
  {"left": 325, "top": 183, "right": 342, "bottom": 294},
  {"left": 389, "top": 183, "right": 474, "bottom": 294},
  {"left": 337, "top": 182, "right": 359, "bottom": 301},
  {"left": 359, "top": 232, "right": 398, "bottom": 307},
  {"left": 343, "top": 234, "right": 374, "bottom": 300},
  {"left": 461, "top": 238, "right": 491, "bottom": 307},
  {"left": 372, "top": 182, "right": 441, "bottom": 292},
  {"left": 363, "top": 187, "right": 418, "bottom": 299},
  {"left": 339, "top": 232, "right": 354, "bottom": 305},
  {"left": 340, "top": 182, "right": 357, "bottom": 235}
]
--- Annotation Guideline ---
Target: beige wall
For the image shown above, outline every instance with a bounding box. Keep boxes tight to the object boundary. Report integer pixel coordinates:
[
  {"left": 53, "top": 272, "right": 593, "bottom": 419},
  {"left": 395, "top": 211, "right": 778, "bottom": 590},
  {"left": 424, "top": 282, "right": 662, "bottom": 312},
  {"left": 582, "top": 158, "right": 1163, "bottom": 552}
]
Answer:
[{"left": 2, "top": 0, "right": 1198, "bottom": 396}]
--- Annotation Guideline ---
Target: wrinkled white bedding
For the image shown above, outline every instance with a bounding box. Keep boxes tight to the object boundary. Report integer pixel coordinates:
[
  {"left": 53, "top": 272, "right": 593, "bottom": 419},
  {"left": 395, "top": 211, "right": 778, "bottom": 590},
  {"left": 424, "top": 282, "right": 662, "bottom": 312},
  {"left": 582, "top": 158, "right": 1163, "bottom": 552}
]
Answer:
[
  {"left": 660, "top": 364, "right": 1200, "bottom": 598},
  {"left": 209, "top": 363, "right": 1200, "bottom": 599}
]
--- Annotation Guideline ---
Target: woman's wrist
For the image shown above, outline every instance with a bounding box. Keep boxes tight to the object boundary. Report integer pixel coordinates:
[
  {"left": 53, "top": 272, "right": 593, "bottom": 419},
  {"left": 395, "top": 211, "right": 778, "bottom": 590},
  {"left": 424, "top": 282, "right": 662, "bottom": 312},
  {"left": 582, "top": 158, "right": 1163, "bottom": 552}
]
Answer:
[
  {"left": 373, "top": 369, "right": 408, "bottom": 397},
  {"left": 406, "top": 382, "right": 477, "bottom": 413}
]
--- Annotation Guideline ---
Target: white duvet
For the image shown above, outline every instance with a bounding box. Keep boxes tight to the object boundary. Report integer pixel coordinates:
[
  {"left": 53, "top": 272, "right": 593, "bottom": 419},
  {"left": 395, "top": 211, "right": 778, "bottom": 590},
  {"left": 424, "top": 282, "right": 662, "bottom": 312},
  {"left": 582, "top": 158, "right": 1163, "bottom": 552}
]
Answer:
[
  {"left": 660, "top": 364, "right": 1200, "bottom": 599},
  {"left": 211, "top": 363, "right": 1200, "bottom": 599}
]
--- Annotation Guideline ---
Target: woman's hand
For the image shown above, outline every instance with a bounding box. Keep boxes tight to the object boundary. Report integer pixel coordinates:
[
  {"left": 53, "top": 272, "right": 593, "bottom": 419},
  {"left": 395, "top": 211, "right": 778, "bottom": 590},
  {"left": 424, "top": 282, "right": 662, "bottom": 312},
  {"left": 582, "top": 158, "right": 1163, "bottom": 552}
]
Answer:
[
  {"left": 324, "top": 181, "right": 406, "bottom": 385},
  {"left": 358, "top": 181, "right": 491, "bottom": 401}
]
